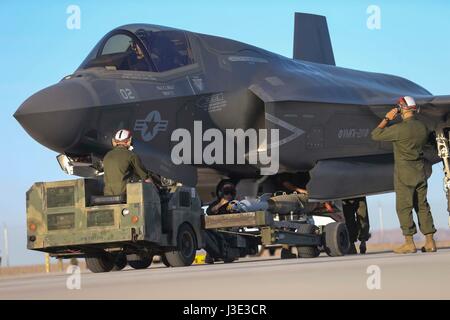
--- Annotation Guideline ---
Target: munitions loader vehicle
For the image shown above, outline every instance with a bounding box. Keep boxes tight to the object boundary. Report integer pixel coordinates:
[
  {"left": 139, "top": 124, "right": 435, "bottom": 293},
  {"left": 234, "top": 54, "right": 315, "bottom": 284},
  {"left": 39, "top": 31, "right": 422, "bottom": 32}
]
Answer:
[{"left": 26, "top": 179, "right": 350, "bottom": 273}]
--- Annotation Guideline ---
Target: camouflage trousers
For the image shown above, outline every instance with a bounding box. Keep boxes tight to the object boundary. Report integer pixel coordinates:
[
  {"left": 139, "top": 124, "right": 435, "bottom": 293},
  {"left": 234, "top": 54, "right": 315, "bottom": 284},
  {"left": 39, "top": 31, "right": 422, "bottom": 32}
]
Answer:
[{"left": 394, "top": 174, "right": 436, "bottom": 236}]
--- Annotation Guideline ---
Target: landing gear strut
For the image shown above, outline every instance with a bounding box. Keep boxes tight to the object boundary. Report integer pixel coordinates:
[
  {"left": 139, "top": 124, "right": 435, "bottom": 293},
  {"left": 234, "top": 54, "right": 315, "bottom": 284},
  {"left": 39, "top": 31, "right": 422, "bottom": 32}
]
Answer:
[{"left": 436, "top": 128, "right": 450, "bottom": 226}]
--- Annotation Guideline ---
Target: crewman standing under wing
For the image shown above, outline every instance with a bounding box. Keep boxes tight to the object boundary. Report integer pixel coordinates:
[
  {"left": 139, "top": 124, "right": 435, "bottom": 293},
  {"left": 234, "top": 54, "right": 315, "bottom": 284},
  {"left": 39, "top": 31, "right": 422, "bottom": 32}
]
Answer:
[
  {"left": 103, "top": 129, "right": 154, "bottom": 196},
  {"left": 371, "top": 96, "right": 437, "bottom": 254},
  {"left": 342, "top": 197, "right": 370, "bottom": 254}
]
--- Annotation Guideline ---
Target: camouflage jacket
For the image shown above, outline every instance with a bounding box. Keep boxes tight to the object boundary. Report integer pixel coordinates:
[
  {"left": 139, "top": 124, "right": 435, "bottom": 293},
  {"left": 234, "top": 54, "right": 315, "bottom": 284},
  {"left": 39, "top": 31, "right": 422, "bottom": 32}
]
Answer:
[
  {"left": 371, "top": 116, "right": 428, "bottom": 186},
  {"left": 103, "top": 146, "right": 149, "bottom": 196}
]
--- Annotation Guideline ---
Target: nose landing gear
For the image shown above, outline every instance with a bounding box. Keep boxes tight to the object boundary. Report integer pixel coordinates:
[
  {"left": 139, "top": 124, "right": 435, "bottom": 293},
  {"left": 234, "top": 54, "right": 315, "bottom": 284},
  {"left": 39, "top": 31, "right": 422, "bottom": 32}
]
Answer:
[{"left": 435, "top": 128, "right": 450, "bottom": 226}]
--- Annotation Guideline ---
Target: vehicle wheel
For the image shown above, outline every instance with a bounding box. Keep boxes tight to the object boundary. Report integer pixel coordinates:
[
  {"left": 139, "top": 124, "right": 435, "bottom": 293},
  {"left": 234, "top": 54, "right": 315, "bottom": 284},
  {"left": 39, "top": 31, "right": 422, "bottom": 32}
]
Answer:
[
  {"left": 268, "top": 247, "right": 276, "bottom": 256},
  {"left": 128, "top": 255, "right": 152, "bottom": 269},
  {"left": 323, "top": 222, "right": 350, "bottom": 257},
  {"left": 296, "top": 224, "right": 320, "bottom": 258},
  {"left": 297, "top": 246, "right": 320, "bottom": 258},
  {"left": 161, "top": 254, "right": 171, "bottom": 267},
  {"left": 85, "top": 254, "right": 114, "bottom": 273},
  {"left": 280, "top": 248, "right": 297, "bottom": 259},
  {"left": 164, "top": 224, "right": 197, "bottom": 267},
  {"left": 223, "top": 257, "right": 236, "bottom": 263},
  {"left": 112, "top": 253, "right": 127, "bottom": 271}
]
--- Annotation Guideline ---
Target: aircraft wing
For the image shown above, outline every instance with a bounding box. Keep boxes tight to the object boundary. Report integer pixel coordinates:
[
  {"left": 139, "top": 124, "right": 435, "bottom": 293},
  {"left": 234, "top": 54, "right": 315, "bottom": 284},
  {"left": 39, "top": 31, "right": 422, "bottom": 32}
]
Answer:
[{"left": 416, "top": 95, "right": 450, "bottom": 120}]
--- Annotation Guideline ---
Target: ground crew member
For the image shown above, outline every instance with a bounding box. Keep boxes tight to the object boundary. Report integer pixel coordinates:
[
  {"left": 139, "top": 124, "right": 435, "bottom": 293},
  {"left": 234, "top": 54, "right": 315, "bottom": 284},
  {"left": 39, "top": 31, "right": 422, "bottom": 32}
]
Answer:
[
  {"left": 272, "top": 172, "right": 309, "bottom": 195},
  {"left": 103, "top": 129, "right": 153, "bottom": 196},
  {"left": 206, "top": 180, "right": 237, "bottom": 215},
  {"left": 371, "top": 96, "right": 437, "bottom": 254},
  {"left": 342, "top": 197, "right": 370, "bottom": 254},
  {"left": 204, "top": 180, "right": 237, "bottom": 264}
]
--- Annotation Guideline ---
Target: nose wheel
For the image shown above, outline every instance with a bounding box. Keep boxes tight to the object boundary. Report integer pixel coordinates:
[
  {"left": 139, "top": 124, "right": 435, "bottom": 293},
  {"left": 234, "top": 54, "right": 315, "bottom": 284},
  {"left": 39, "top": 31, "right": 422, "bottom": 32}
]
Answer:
[{"left": 436, "top": 128, "right": 450, "bottom": 226}]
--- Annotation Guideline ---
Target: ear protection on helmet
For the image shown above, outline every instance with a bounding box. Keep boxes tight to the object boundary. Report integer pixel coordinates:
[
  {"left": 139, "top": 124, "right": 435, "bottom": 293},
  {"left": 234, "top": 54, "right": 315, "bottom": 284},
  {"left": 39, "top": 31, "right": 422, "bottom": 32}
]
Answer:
[
  {"left": 114, "top": 129, "right": 132, "bottom": 141},
  {"left": 396, "top": 96, "right": 417, "bottom": 113}
]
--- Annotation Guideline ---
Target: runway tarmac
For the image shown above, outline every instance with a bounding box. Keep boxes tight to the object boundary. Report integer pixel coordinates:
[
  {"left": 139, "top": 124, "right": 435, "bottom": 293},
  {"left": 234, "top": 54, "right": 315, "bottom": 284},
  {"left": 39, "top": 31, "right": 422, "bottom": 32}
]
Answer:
[{"left": 1, "top": 249, "right": 450, "bottom": 299}]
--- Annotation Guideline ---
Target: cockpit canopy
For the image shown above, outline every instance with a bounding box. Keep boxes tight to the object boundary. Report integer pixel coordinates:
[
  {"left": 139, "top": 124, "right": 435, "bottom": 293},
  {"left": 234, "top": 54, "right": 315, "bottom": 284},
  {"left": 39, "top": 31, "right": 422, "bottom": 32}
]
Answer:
[{"left": 80, "top": 27, "right": 194, "bottom": 73}]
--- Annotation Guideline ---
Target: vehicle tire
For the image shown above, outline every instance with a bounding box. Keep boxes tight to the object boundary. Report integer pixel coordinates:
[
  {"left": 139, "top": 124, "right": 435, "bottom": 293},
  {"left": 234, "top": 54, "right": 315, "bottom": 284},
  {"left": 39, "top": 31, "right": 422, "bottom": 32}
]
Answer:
[
  {"left": 112, "top": 253, "right": 127, "bottom": 271},
  {"left": 297, "top": 246, "right": 320, "bottom": 258},
  {"left": 128, "top": 255, "right": 152, "bottom": 269},
  {"left": 164, "top": 224, "right": 197, "bottom": 267},
  {"left": 280, "top": 248, "right": 296, "bottom": 259},
  {"left": 323, "top": 222, "right": 350, "bottom": 257},
  {"left": 296, "top": 224, "right": 320, "bottom": 258},
  {"left": 268, "top": 247, "right": 277, "bottom": 256},
  {"left": 161, "top": 254, "right": 171, "bottom": 267},
  {"left": 85, "top": 254, "right": 114, "bottom": 273},
  {"left": 223, "top": 257, "right": 236, "bottom": 263}
]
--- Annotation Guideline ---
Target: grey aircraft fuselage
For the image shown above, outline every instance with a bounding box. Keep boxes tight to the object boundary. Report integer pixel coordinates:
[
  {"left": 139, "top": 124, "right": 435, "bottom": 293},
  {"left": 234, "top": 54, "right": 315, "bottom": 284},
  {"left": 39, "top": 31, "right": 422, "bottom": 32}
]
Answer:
[{"left": 14, "top": 17, "right": 450, "bottom": 201}]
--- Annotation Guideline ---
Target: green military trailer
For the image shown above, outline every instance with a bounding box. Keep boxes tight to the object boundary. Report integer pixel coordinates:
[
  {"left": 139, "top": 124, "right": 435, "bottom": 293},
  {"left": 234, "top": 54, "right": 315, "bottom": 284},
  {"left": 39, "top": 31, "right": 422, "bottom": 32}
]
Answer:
[{"left": 26, "top": 179, "right": 203, "bottom": 273}]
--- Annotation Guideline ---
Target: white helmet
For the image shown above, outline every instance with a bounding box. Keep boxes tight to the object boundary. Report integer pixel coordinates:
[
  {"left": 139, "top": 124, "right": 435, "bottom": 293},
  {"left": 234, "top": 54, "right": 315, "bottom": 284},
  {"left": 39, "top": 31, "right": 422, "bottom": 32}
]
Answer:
[
  {"left": 114, "top": 129, "right": 132, "bottom": 142},
  {"left": 398, "top": 96, "right": 417, "bottom": 110}
]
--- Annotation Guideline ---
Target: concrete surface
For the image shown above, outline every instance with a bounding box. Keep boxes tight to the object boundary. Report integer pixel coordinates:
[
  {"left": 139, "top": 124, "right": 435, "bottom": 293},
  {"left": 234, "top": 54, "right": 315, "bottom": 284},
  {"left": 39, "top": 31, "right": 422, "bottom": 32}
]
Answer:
[{"left": 1, "top": 249, "right": 450, "bottom": 299}]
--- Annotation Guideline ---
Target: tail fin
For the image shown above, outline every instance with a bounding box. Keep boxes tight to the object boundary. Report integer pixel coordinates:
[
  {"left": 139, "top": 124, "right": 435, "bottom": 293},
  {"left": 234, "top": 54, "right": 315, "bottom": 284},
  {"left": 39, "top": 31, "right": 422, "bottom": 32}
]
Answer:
[{"left": 293, "top": 12, "right": 335, "bottom": 65}]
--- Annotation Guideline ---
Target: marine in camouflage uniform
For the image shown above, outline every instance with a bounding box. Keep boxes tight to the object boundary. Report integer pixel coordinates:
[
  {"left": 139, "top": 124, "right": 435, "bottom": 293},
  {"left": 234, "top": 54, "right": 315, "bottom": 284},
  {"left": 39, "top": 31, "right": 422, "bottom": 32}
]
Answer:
[
  {"left": 103, "top": 129, "right": 152, "bottom": 196},
  {"left": 342, "top": 197, "right": 370, "bottom": 254},
  {"left": 204, "top": 181, "right": 237, "bottom": 264},
  {"left": 371, "top": 96, "right": 437, "bottom": 254}
]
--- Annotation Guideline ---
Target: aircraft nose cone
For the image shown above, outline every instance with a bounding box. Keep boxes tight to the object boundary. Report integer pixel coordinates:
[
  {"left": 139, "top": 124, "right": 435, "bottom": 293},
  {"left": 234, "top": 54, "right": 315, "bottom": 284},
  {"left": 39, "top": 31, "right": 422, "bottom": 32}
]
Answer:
[{"left": 14, "top": 81, "right": 94, "bottom": 153}]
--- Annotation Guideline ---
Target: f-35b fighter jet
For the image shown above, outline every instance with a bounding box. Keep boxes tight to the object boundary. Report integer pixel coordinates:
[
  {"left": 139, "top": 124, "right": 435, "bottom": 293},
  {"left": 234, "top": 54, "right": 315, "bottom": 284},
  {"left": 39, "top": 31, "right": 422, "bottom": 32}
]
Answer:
[{"left": 14, "top": 12, "right": 450, "bottom": 207}]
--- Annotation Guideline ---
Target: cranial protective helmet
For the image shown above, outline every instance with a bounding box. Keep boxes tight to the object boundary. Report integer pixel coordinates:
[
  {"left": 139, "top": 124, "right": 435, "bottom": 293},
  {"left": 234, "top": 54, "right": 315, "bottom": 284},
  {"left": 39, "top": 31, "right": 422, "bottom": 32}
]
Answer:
[
  {"left": 113, "top": 129, "right": 132, "bottom": 142},
  {"left": 397, "top": 96, "right": 417, "bottom": 111},
  {"left": 216, "top": 179, "right": 236, "bottom": 198}
]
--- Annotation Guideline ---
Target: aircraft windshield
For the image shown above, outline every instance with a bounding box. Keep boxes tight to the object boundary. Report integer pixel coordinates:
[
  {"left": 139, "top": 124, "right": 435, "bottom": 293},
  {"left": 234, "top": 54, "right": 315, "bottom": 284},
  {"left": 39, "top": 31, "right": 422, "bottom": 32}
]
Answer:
[
  {"left": 135, "top": 29, "right": 194, "bottom": 72},
  {"left": 84, "top": 33, "right": 152, "bottom": 71},
  {"left": 82, "top": 30, "right": 194, "bottom": 73},
  {"left": 102, "top": 34, "right": 134, "bottom": 55}
]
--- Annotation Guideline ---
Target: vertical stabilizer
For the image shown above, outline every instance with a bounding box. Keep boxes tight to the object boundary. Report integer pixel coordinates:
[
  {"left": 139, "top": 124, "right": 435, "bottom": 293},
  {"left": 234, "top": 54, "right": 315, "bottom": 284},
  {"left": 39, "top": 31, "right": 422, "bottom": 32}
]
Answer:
[{"left": 293, "top": 12, "right": 335, "bottom": 65}]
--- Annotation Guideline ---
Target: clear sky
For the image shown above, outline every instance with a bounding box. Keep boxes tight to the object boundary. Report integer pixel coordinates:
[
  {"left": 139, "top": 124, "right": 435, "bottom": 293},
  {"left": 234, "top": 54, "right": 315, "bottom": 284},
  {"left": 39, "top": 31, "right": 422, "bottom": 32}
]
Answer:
[{"left": 1, "top": 0, "right": 450, "bottom": 265}]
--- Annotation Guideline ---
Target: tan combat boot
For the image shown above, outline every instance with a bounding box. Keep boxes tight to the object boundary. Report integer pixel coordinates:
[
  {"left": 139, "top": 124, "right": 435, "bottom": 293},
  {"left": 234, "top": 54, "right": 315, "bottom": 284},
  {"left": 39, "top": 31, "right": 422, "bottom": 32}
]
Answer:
[
  {"left": 421, "top": 234, "right": 437, "bottom": 253},
  {"left": 393, "top": 235, "right": 417, "bottom": 254}
]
